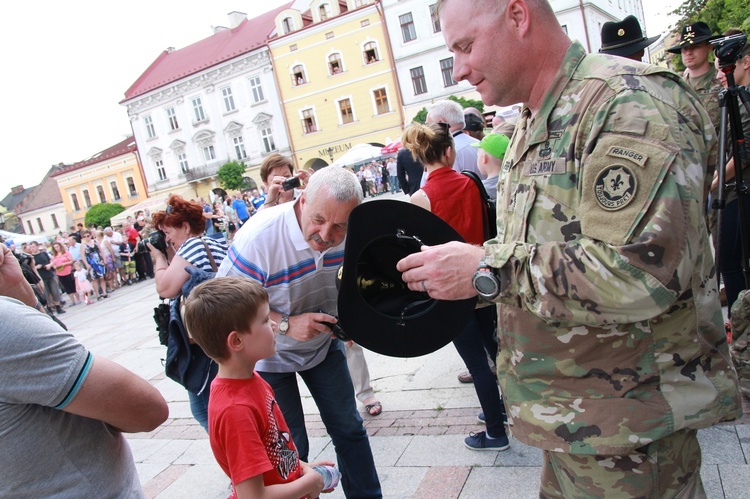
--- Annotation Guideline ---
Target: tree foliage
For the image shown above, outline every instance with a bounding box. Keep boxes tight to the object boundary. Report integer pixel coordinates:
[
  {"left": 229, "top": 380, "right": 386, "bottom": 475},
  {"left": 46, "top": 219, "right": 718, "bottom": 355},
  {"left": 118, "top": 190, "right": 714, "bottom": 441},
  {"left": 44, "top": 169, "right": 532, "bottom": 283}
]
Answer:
[
  {"left": 411, "top": 95, "right": 486, "bottom": 124},
  {"left": 85, "top": 203, "right": 125, "bottom": 228},
  {"left": 216, "top": 161, "right": 248, "bottom": 191}
]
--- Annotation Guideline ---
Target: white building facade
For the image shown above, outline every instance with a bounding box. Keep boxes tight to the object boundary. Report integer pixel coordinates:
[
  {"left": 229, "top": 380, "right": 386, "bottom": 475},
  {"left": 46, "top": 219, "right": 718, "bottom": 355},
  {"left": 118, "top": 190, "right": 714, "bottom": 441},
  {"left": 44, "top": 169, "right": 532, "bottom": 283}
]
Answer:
[{"left": 121, "top": 10, "right": 292, "bottom": 198}]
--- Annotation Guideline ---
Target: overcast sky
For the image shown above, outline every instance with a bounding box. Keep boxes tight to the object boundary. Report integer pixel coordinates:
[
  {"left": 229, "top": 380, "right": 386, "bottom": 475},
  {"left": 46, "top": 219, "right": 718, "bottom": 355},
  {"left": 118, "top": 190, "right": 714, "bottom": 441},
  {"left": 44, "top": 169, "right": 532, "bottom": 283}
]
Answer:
[{"left": 0, "top": 0, "right": 679, "bottom": 197}]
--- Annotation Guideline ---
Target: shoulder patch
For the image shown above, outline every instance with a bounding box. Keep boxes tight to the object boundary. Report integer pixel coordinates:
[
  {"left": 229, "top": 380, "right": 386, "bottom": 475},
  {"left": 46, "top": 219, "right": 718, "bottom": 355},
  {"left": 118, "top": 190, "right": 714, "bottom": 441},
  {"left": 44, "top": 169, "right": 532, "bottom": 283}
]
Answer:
[{"left": 594, "top": 165, "right": 637, "bottom": 210}]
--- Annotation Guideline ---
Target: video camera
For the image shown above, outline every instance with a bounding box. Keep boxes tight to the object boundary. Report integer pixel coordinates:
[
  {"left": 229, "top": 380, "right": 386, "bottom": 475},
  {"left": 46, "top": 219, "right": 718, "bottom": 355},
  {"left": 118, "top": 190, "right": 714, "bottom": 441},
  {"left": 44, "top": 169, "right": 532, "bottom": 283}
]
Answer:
[{"left": 710, "top": 33, "right": 747, "bottom": 67}]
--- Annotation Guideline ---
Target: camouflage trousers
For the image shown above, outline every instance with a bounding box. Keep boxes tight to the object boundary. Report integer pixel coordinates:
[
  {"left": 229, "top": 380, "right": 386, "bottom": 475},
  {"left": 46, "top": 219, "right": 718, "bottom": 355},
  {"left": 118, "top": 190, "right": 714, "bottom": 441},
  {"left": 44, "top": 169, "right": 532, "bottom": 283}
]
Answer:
[{"left": 539, "top": 429, "right": 705, "bottom": 499}]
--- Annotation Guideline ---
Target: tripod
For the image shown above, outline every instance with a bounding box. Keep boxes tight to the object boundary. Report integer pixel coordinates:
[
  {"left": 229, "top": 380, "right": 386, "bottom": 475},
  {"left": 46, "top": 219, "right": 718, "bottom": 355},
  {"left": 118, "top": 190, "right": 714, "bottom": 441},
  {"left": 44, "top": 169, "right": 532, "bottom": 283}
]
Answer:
[{"left": 711, "top": 34, "right": 750, "bottom": 297}]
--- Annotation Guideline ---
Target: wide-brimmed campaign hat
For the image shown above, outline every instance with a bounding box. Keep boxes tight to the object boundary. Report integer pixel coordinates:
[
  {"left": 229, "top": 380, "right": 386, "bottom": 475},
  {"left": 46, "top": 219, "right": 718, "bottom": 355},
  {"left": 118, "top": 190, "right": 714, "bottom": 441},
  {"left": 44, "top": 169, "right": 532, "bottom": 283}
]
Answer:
[
  {"left": 667, "top": 22, "right": 718, "bottom": 54},
  {"left": 599, "top": 15, "right": 659, "bottom": 57},
  {"left": 338, "top": 200, "right": 477, "bottom": 357}
]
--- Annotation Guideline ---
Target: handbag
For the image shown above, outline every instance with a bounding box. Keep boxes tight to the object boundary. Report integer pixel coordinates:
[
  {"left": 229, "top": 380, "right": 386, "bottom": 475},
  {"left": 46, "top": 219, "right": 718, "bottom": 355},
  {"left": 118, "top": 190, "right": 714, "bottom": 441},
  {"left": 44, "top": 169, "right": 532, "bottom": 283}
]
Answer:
[
  {"left": 153, "top": 299, "right": 170, "bottom": 346},
  {"left": 461, "top": 170, "right": 497, "bottom": 240},
  {"left": 163, "top": 239, "right": 219, "bottom": 394}
]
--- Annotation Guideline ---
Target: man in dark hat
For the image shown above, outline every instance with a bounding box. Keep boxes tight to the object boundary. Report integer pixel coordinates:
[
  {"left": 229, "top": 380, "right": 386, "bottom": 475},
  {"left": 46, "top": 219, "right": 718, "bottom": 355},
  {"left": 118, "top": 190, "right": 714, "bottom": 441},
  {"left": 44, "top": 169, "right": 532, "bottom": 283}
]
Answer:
[
  {"left": 599, "top": 15, "right": 659, "bottom": 61},
  {"left": 669, "top": 22, "right": 721, "bottom": 135}
]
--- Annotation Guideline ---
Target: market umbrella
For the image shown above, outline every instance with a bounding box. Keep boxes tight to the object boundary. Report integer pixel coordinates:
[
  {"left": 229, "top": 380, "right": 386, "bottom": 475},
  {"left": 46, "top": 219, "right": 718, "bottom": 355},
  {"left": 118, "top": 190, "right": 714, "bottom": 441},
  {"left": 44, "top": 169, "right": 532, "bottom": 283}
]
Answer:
[{"left": 381, "top": 139, "right": 402, "bottom": 155}]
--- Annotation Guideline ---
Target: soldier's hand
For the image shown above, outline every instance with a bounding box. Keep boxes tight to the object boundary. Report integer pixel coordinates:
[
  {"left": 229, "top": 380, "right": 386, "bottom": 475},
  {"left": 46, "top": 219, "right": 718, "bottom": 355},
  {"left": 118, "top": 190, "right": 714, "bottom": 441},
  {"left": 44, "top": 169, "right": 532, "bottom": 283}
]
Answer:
[{"left": 397, "top": 241, "right": 483, "bottom": 300}]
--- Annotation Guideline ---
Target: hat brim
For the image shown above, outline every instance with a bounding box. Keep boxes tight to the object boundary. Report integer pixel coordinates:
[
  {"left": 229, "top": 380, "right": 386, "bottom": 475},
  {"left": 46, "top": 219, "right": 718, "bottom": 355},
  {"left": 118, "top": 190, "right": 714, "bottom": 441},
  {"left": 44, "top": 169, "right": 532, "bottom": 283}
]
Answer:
[
  {"left": 338, "top": 200, "right": 477, "bottom": 357},
  {"left": 667, "top": 35, "right": 718, "bottom": 54},
  {"left": 600, "top": 34, "right": 660, "bottom": 57}
]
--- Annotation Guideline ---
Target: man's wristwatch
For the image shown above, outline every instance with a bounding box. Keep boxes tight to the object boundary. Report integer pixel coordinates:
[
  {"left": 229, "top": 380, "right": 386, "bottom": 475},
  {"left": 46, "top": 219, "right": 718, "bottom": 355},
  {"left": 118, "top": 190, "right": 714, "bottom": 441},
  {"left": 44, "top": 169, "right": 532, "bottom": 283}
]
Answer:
[
  {"left": 279, "top": 315, "right": 290, "bottom": 335},
  {"left": 472, "top": 260, "right": 502, "bottom": 300}
]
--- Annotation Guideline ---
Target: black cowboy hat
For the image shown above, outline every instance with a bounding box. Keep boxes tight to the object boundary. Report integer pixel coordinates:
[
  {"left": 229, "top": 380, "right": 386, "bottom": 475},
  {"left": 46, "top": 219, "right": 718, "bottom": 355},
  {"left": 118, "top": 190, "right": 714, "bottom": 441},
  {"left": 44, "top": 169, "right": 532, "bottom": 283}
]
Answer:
[
  {"left": 667, "top": 22, "right": 718, "bottom": 54},
  {"left": 337, "top": 200, "right": 477, "bottom": 357},
  {"left": 599, "top": 15, "right": 659, "bottom": 57}
]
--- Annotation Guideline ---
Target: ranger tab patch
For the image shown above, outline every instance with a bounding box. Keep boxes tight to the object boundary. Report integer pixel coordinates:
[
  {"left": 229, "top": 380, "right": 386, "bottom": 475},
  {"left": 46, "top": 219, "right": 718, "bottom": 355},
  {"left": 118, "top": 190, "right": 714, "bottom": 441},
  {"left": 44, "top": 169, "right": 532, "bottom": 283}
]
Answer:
[
  {"left": 594, "top": 165, "right": 637, "bottom": 210},
  {"left": 606, "top": 146, "right": 648, "bottom": 167}
]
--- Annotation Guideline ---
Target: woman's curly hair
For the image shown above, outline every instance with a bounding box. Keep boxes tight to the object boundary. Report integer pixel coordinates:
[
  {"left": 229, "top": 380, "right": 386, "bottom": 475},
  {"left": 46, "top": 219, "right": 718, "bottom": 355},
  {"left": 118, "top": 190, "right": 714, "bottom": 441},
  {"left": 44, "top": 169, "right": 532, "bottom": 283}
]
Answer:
[{"left": 151, "top": 195, "right": 206, "bottom": 235}]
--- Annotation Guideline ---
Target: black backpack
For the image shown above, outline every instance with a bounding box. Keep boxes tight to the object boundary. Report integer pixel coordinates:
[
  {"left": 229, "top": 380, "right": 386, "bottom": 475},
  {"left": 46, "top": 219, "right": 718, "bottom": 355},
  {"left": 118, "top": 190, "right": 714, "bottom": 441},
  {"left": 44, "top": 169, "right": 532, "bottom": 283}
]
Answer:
[{"left": 461, "top": 170, "right": 497, "bottom": 240}]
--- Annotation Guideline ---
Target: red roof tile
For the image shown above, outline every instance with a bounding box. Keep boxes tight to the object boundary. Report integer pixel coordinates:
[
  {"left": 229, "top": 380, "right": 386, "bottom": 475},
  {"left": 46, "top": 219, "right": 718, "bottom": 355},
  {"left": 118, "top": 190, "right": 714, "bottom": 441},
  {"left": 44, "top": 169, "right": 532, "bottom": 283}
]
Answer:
[
  {"left": 15, "top": 166, "right": 64, "bottom": 214},
  {"left": 122, "top": 4, "right": 292, "bottom": 102}
]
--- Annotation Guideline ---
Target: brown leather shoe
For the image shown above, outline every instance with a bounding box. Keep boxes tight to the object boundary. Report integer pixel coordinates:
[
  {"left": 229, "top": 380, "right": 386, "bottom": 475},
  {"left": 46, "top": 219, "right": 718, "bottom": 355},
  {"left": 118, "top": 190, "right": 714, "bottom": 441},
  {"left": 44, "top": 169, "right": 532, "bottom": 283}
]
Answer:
[{"left": 457, "top": 371, "right": 473, "bottom": 383}]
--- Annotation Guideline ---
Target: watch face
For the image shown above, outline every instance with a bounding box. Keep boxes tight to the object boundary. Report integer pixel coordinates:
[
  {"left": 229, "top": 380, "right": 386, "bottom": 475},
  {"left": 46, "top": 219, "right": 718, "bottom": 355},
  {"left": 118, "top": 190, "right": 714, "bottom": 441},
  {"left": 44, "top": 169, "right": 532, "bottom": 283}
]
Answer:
[
  {"left": 474, "top": 274, "right": 498, "bottom": 295},
  {"left": 279, "top": 318, "right": 289, "bottom": 333}
]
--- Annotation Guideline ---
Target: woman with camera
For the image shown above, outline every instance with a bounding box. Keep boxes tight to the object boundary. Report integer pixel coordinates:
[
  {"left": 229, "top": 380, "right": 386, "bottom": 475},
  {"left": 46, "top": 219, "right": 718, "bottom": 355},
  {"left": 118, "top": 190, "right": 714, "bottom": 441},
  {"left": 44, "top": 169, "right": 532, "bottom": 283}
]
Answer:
[
  {"left": 257, "top": 153, "right": 310, "bottom": 210},
  {"left": 149, "top": 195, "right": 228, "bottom": 429}
]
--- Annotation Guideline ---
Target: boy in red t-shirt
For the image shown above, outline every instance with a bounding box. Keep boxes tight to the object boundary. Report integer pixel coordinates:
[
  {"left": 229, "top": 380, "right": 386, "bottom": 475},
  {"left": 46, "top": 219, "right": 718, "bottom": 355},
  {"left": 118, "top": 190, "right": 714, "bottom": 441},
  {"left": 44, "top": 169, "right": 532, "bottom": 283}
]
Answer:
[{"left": 184, "top": 277, "right": 336, "bottom": 499}]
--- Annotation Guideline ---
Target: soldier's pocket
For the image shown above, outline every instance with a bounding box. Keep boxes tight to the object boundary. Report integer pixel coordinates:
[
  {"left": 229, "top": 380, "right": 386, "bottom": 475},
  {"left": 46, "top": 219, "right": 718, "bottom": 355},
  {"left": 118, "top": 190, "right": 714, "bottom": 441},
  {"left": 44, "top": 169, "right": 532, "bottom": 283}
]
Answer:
[{"left": 499, "top": 180, "right": 537, "bottom": 243}]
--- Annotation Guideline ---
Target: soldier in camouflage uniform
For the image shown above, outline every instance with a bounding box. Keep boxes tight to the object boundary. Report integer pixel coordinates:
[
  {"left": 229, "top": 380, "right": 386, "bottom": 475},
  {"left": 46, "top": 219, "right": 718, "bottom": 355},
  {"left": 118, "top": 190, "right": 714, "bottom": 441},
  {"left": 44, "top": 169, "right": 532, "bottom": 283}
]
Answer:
[
  {"left": 397, "top": 0, "right": 742, "bottom": 496},
  {"left": 668, "top": 22, "right": 722, "bottom": 138}
]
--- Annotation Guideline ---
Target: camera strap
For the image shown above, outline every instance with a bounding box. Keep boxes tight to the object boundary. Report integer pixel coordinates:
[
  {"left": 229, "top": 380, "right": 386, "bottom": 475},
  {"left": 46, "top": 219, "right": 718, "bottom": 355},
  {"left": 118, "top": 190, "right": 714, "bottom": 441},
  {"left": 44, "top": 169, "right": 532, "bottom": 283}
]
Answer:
[{"left": 201, "top": 239, "right": 218, "bottom": 272}]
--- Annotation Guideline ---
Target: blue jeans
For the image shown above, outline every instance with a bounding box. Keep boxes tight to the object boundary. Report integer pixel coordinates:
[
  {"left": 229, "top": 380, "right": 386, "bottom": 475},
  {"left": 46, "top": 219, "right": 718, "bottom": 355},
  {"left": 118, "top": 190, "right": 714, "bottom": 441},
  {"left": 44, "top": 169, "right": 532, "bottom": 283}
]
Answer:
[
  {"left": 389, "top": 174, "right": 399, "bottom": 193},
  {"left": 188, "top": 389, "right": 210, "bottom": 432},
  {"left": 259, "top": 340, "right": 382, "bottom": 498},
  {"left": 452, "top": 306, "right": 507, "bottom": 439}
]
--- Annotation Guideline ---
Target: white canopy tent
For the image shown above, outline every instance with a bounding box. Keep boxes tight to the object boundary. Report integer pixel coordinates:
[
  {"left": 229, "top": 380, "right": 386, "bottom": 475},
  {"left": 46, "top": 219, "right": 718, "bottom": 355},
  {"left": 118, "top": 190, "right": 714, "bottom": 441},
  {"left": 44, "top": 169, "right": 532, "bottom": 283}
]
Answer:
[
  {"left": 0, "top": 229, "right": 47, "bottom": 245},
  {"left": 330, "top": 144, "right": 384, "bottom": 168}
]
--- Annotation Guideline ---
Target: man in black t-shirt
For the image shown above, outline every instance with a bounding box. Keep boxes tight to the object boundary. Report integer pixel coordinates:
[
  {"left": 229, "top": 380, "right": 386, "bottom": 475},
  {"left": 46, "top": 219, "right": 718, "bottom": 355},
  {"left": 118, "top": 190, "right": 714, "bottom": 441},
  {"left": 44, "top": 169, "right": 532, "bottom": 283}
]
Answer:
[{"left": 29, "top": 242, "right": 65, "bottom": 314}]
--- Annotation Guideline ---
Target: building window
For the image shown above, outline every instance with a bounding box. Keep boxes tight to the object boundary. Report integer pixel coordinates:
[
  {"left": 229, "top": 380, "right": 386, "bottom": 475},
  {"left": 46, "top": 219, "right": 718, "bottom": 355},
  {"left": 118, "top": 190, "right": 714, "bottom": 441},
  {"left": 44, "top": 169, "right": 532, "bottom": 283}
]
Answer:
[
  {"left": 429, "top": 4, "right": 441, "bottom": 33},
  {"left": 192, "top": 97, "right": 206, "bottom": 123},
  {"left": 363, "top": 42, "right": 379, "bottom": 64},
  {"left": 110, "top": 181, "right": 121, "bottom": 201},
  {"left": 83, "top": 189, "right": 92, "bottom": 208},
  {"left": 410, "top": 66, "right": 427, "bottom": 95},
  {"left": 126, "top": 177, "right": 137, "bottom": 197},
  {"left": 51, "top": 213, "right": 59, "bottom": 229},
  {"left": 373, "top": 88, "right": 390, "bottom": 115},
  {"left": 249, "top": 75, "right": 265, "bottom": 103},
  {"left": 399, "top": 13, "right": 417, "bottom": 42},
  {"left": 261, "top": 127, "right": 276, "bottom": 153},
  {"left": 440, "top": 57, "right": 457, "bottom": 87},
  {"left": 178, "top": 153, "right": 189, "bottom": 174},
  {"left": 156, "top": 160, "right": 167, "bottom": 181},
  {"left": 97, "top": 185, "right": 106, "bottom": 204},
  {"left": 37, "top": 218, "right": 44, "bottom": 232},
  {"left": 301, "top": 109, "right": 317, "bottom": 134},
  {"left": 319, "top": 4, "right": 330, "bottom": 20},
  {"left": 354, "top": 0, "right": 367, "bottom": 6},
  {"left": 71, "top": 193, "right": 80, "bottom": 211},
  {"left": 144, "top": 115, "right": 155, "bottom": 138},
  {"left": 233, "top": 136, "right": 247, "bottom": 160},
  {"left": 329, "top": 53, "right": 343, "bottom": 75},
  {"left": 339, "top": 99, "right": 354, "bottom": 124},
  {"left": 202, "top": 145, "right": 216, "bottom": 162},
  {"left": 282, "top": 17, "right": 294, "bottom": 34},
  {"left": 26, "top": 220, "right": 34, "bottom": 234},
  {"left": 166, "top": 107, "right": 179, "bottom": 130},
  {"left": 292, "top": 65, "right": 307, "bottom": 85},
  {"left": 221, "top": 86, "right": 236, "bottom": 113}
]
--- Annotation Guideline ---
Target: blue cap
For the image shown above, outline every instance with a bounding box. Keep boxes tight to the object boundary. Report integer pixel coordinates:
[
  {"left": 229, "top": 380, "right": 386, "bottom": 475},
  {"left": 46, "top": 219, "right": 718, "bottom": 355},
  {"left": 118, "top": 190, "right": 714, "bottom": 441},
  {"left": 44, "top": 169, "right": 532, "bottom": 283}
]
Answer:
[{"left": 4, "top": 239, "right": 14, "bottom": 248}]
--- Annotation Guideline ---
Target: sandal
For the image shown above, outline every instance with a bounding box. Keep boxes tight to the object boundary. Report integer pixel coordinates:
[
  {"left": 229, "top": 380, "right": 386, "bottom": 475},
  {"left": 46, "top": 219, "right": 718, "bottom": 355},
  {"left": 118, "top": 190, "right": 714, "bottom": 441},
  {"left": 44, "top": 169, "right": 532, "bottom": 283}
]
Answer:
[{"left": 365, "top": 402, "right": 382, "bottom": 416}]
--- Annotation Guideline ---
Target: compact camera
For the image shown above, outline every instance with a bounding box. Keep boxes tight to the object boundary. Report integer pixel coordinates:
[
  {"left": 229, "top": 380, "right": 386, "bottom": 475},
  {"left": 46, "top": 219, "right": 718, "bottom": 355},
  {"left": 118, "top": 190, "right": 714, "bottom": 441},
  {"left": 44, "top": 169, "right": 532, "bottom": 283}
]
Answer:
[
  {"left": 282, "top": 177, "right": 301, "bottom": 191},
  {"left": 138, "top": 230, "right": 168, "bottom": 256}
]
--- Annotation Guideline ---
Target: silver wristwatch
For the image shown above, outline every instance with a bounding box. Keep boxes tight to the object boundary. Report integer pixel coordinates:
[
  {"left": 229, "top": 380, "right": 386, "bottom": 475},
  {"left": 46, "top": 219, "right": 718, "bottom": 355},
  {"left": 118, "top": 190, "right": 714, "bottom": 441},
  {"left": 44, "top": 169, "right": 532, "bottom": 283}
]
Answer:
[
  {"left": 472, "top": 260, "right": 502, "bottom": 300},
  {"left": 279, "top": 315, "right": 290, "bottom": 335}
]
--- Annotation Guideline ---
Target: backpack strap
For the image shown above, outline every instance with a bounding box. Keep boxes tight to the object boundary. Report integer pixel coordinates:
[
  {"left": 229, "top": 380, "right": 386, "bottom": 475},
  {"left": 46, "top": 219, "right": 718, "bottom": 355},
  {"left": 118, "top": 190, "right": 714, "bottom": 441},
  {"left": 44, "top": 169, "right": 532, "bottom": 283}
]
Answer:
[
  {"left": 201, "top": 239, "right": 218, "bottom": 272},
  {"left": 461, "top": 170, "right": 491, "bottom": 240}
]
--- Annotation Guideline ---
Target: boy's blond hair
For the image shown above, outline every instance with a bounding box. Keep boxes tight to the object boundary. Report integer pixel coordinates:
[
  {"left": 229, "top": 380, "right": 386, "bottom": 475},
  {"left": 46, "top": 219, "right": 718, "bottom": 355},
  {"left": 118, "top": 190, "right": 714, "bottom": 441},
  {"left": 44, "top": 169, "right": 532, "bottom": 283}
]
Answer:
[{"left": 183, "top": 277, "right": 269, "bottom": 361}]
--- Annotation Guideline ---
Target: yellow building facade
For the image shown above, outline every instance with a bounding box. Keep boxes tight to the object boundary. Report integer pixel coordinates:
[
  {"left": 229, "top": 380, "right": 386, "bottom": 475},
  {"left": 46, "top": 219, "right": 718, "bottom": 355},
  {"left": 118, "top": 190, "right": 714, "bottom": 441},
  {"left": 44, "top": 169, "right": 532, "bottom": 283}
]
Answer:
[
  {"left": 269, "top": 0, "right": 405, "bottom": 170},
  {"left": 52, "top": 137, "right": 149, "bottom": 227}
]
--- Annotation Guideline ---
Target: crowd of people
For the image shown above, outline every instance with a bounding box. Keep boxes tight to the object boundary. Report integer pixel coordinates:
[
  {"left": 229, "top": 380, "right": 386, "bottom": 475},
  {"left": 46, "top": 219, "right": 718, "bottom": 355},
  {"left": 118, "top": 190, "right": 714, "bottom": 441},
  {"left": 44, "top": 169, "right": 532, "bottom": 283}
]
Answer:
[{"left": 2, "top": 1, "right": 749, "bottom": 496}]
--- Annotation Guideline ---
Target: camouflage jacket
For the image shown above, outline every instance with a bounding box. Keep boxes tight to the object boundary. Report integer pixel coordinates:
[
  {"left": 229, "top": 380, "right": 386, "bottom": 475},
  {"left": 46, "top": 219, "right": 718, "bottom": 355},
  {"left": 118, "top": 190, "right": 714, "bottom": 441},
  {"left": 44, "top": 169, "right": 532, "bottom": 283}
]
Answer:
[
  {"left": 484, "top": 42, "right": 741, "bottom": 455},
  {"left": 683, "top": 67, "right": 722, "bottom": 139}
]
